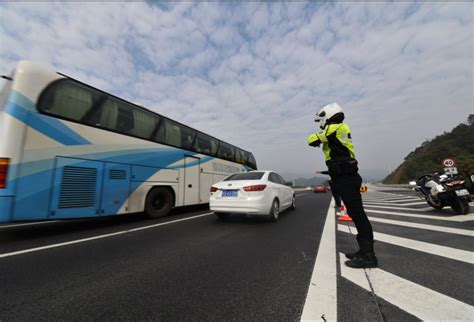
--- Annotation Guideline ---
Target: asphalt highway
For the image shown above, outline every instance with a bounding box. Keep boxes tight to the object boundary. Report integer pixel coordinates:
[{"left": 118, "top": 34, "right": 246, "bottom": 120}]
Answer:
[
  {"left": 0, "top": 191, "right": 330, "bottom": 321},
  {"left": 1, "top": 187, "right": 473, "bottom": 321}
]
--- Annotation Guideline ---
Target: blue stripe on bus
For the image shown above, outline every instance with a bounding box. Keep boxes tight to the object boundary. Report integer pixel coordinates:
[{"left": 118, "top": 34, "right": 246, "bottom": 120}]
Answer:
[
  {"left": 5, "top": 150, "right": 217, "bottom": 222},
  {"left": 5, "top": 91, "right": 91, "bottom": 145}
]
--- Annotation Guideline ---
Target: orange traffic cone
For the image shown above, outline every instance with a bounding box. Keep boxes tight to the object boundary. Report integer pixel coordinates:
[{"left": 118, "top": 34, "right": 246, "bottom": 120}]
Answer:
[{"left": 338, "top": 202, "right": 352, "bottom": 221}]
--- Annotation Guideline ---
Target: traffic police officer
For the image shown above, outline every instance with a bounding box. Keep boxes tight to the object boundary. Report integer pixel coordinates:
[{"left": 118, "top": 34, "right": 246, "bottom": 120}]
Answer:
[{"left": 307, "top": 103, "right": 377, "bottom": 268}]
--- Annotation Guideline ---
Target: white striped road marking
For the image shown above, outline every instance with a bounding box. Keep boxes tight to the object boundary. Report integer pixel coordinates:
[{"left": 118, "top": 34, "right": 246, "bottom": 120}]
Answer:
[
  {"left": 0, "top": 213, "right": 214, "bottom": 259},
  {"left": 362, "top": 197, "right": 420, "bottom": 202},
  {"left": 0, "top": 220, "right": 61, "bottom": 229},
  {"left": 338, "top": 225, "right": 474, "bottom": 264},
  {"left": 339, "top": 253, "right": 473, "bottom": 321},
  {"left": 362, "top": 199, "right": 421, "bottom": 204},
  {"left": 366, "top": 209, "right": 474, "bottom": 222},
  {"left": 363, "top": 200, "right": 428, "bottom": 207},
  {"left": 301, "top": 199, "right": 337, "bottom": 321},
  {"left": 368, "top": 217, "right": 474, "bottom": 237},
  {"left": 394, "top": 201, "right": 432, "bottom": 206},
  {"left": 363, "top": 204, "right": 432, "bottom": 212}
]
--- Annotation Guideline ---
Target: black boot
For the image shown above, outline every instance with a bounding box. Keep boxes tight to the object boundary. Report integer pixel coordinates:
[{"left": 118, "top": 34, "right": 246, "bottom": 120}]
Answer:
[
  {"left": 345, "top": 235, "right": 362, "bottom": 259},
  {"left": 345, "top": 238, "right": 378, "bottom": 268},
  {"left": 345, "top": 249, "right": 362, "bottom": 259}
]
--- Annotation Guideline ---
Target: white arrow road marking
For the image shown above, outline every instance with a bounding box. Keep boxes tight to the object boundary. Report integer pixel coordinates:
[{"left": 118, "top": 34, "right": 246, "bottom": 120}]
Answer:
[
  {"left": 338, "top": 225, "right": 474, "bottom": 264},
  {"left": 339, "top": 253, "right": 474, "bottom": 321},
  {"left": 301, "top": 200, "right": 337, "bottom": 321},
  {"left": 368, "top": 217, "right": 474, "bottom": 237},
  {"left": 366, "top": 209, "right": 474, "bottom": 222}
]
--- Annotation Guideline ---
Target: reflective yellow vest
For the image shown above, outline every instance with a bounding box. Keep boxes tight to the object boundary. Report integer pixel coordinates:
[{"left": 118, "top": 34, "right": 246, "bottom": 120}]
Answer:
[{"left": 307, "top": 123, "right": 355, "bottom": 161}]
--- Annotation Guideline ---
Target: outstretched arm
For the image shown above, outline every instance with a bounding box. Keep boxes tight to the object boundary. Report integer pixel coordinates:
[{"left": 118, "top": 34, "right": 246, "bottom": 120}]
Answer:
[{"left": 307, "top": 133, "right": 321, "bottom": 147}]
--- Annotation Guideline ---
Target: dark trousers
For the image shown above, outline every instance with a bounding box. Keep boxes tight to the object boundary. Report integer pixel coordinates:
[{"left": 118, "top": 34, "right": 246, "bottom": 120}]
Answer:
[
  {"left": 331, "top": 173, "right": 374, "bottom": 242},
  {"left": 328, "top": 180, "right": 342, "bottom": 207}
]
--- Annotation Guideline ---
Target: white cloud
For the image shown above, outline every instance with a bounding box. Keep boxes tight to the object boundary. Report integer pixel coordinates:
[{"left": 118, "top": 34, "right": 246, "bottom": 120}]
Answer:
[{"left": 0, "top": 2, "right": 472, "bottom": 179}]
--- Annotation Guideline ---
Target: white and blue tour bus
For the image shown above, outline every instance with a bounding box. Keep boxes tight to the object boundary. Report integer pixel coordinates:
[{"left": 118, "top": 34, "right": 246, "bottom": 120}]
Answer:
[{"left": 0, "top": 61, "right": 257, "bottom": 223}]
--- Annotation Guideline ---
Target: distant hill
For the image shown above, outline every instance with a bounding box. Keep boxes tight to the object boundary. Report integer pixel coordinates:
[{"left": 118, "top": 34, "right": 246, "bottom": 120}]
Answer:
[{"left": 383, "top": 115, "right": 474, "bottom": 184}]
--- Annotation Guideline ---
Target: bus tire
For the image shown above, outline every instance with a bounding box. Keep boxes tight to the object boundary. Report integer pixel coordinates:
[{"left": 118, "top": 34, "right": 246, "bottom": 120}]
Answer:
[{"left": 145, "top": 187, "right": 174, "bottom": 219}]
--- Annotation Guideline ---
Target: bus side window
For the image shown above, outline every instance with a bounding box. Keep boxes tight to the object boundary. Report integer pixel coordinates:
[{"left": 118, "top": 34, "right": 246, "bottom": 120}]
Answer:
[
  {"left": 218, "top": 142, "right": 235, "bottom": 161},
  {"left": 237, "top": 149, "right": 248, "bottom": 164},
  {"left": 155, "top": 120, "right": 166, "bottom": 143},
  {"left": 39, "top": 80, "right": 98, "bottom": 121},
  {"left": 235, "top": 149, "right": 242, "bottom": 163},
  {"left": 179, "top": 125, "right": 195, "bottom": 151},
  {"left": 130, "top": 108, "right": 158, "bottom": 139},
  {"left": 164, "top": 120, "right": 181, "bottom": 147},
  {"left": 248, "top": 153, "right": 257, "bottom": 169},
  {"left": 210, "top": 139, "right": 218, "bottom": 156},
  {"left": 194, "top": 133, "right": 212, "bottom": 155},
  {"left": 99, "top": 98, "right": 118, "bottom": 130},
  {"left": 116, "top": 103, "right": 134, "bottom": 133}
]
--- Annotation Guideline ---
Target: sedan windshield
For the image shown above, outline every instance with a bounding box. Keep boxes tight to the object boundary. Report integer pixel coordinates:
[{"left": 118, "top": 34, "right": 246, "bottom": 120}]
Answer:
[{"left": 224, "top": 172, "right": 265, "bottom": 181}]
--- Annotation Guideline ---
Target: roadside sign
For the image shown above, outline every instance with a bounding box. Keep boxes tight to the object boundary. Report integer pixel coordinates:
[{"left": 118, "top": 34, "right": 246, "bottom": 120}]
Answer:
[
  {"left": 441, "top": 158, "right": 456, "bottom": 167},
  {"left": 444, "top": 167, "right": 458, "bottom": 175}
]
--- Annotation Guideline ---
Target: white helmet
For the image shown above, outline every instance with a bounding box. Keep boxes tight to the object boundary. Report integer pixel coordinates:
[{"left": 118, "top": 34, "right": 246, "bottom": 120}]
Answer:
[{"left": 314, "top": 102, "right": 344, "bottom": 129}]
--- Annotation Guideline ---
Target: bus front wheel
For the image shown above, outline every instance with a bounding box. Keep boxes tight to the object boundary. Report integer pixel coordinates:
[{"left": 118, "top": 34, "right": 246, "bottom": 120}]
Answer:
[{"left": 145, "top": 187, "right": 174, "bottom": 219}]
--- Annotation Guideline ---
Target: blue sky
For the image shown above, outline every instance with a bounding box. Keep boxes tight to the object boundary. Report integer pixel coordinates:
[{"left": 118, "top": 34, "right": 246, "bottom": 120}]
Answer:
[{"left": 0, "top": 2, "right": 472, "bottom": 179}]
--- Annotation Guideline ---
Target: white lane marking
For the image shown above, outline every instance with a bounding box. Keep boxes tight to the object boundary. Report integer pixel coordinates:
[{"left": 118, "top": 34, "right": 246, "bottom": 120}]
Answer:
[
  {"left": 368, "top": 217, "right": 474, "bottom": 237},
  {"left": 396, "top": 201, "right": 432, "bottom": 206},
  {"left": 363, "top": 200, "right": 427, "bottom": 206},
  {"left": 0, "top": 213, "right": 213, "bottom": 259},
  {"left": 361, "top": 201, "right": 420, "bottom": 207},
  {"left": 366, "top": 209, "right": 474, "bottom": 222},
  {"left": 362, "top": 197, "right": 420, "bottom": 202},
  {"left": 301, "top": 199, "right": 337, "bottom": 321},
  {"left": 338, "top": 225, "right": 474, "bottom": 264},
  {"left": 339, "top": 253, "right": 474, "bottom": 321},
  {"left": 0, "top": 220, "right": 61, "bottom": 229},
  {"left": 363, "top": 204, "right": 432, "bottom": 212},
  {"left": 295, "top": 192, "right": 312, "bottom": 197}
]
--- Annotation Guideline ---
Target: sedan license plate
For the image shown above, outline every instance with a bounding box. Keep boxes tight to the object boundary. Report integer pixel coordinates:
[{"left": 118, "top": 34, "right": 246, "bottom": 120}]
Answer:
[
  {"left": 455, "top": 189, "right": 469, "bottom": 196},
  {"left": 222, "top": 190, "right": 238, "bottom": 197}
]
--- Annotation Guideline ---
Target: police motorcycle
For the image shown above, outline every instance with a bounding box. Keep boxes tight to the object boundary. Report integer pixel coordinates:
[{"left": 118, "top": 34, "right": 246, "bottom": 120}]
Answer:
[{"left": 410, "top": 173, "right": 471, "bottom": 215}]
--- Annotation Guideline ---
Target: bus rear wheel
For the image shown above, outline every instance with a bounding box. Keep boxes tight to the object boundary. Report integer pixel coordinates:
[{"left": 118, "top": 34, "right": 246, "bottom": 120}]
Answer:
[{"left": 145, "top": 187, "right": 174, "bottom": 219}]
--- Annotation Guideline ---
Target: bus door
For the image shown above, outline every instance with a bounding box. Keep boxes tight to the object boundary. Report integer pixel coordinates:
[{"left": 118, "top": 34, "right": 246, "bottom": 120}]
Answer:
[
  {"left": 101, "top": 163, "right": 131, "bottom": 215},
  {"left": 184, "top": 156, "right": 200, "bottom": 205}
]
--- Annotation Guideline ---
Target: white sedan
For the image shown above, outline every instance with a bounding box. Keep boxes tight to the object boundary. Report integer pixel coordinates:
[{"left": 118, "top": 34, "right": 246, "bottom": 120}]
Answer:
[{"left": 209, "top": 171, "right": 296, "bottom": 221}]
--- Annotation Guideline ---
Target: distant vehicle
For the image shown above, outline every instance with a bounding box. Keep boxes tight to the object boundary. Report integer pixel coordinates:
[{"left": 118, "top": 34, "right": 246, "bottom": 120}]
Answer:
[
  {"left": 305, "top": 186, "right": 312, "bottom": 191},
  {"left": 411, "top": 173, "right": 471, "bottom": 215},
  {"left": 313, "top": 184, "right": 328, "bottom": 193},
  {"left": 360, "top": 184, "right": 368, "bottom": 192},
  {"left": 209, "top": 171, "right": 295, "bottom": 221},
  {"left": 0, "top": 61, "right": 257, "bottom": 223}
]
